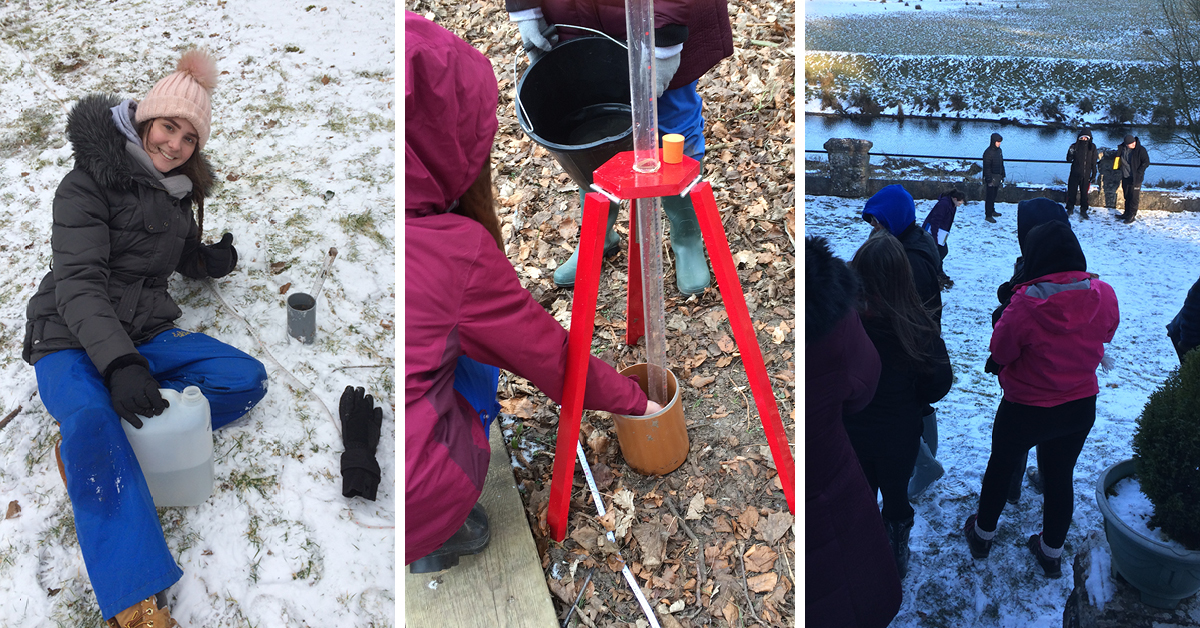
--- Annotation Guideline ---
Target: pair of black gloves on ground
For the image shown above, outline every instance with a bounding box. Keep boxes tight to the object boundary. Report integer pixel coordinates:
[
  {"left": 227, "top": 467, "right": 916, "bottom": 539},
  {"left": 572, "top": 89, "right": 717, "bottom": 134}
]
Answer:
[{"left": 106, "top": 366, "right": 383, "bottom": 501}]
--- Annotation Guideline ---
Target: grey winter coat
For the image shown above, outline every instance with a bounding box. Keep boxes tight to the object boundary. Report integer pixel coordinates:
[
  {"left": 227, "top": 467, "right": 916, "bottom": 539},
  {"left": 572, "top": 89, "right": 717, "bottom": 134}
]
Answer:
[{"left": 23, "top": 94, "right": 216, "bottom": 378}]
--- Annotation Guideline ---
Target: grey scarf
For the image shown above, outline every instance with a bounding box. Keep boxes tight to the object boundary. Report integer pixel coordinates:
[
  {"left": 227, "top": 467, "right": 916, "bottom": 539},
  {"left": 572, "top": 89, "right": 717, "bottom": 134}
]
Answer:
[{"left": 111, "top": 99, "right": 193, "bottom": 199}]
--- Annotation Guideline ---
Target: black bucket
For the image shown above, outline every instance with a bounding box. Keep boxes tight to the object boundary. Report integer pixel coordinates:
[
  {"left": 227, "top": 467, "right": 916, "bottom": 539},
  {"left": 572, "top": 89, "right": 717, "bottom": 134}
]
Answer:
[{"left": 516, "top": 36, "right": 632, "bottom": 190}]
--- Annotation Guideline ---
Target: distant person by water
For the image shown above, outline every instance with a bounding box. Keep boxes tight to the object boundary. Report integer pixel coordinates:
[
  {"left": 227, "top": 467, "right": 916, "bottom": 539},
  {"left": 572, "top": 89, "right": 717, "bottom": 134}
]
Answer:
[
  {"left": 921, "top": 188, "right": 965, "bottom": 289},
  {"left": 1116, "top": 135, "right": 1150, "bottom": 224},
  {"left": 1065, "top": 129, "right": 1099, "bottom": 220},
  {"left": 982, "top": 133, "right": 1005, "bottom": 223}
]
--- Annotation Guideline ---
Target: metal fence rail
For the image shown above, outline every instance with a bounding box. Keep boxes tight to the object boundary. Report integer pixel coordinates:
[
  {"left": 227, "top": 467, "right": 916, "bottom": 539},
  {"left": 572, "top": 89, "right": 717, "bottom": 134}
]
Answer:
[{"left": 804, "top": 149, "right": 1200, "bottom": 168}]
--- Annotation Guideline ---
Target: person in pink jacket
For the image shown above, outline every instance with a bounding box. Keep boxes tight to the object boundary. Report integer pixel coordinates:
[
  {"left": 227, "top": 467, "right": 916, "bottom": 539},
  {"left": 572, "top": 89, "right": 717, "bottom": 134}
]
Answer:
[
  {"left": 405, "top": 12, "right": 658, "bottom": 574},
  {"left": 963, "top": 220, "right": 1119, "bottom": 578}
]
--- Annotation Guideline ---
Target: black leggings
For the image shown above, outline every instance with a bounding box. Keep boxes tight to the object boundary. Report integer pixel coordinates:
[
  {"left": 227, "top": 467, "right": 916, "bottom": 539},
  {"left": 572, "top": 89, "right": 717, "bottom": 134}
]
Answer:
[
  {"left": 976, "top": 396, "right": 1096, "bottom": 548},
  {"left": 848, "top": 431, "right": 919, "bottom": 523}
]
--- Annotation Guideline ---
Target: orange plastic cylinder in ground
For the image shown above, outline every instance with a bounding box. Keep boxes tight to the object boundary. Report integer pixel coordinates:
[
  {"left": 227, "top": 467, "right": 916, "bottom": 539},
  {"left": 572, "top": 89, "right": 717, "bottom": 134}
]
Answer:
[
  {"left": 612, "top": 363, "right": 689, "bottom": 475},
  {"left": 662, "top": 134, "right": 685, "bottom": 164}
]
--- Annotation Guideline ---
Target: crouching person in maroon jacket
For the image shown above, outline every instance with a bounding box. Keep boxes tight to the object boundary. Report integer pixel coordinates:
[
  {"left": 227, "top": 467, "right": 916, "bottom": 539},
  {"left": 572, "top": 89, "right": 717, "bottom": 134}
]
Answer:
[{"left": 404, "top": 12, "right": 660, "bottom": 574}]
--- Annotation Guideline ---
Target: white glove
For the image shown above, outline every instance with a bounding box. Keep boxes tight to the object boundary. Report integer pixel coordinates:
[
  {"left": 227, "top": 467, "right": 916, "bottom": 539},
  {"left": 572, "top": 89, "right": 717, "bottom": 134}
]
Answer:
[
  {"left": 1100, "top": 347, "right": 1115, "bottom": 372},
  {"left": 654, "top": 48, "right": 681, "bottom": 98},
  {"left": 514, "top": 15, "right": 557, "bottom": 61}
]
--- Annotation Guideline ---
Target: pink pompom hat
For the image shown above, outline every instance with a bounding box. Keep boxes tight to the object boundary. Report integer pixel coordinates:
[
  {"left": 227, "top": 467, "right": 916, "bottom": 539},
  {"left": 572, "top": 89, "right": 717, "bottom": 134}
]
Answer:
[{"left": 136, "top": 48, "right": 219, "bottom": 149}]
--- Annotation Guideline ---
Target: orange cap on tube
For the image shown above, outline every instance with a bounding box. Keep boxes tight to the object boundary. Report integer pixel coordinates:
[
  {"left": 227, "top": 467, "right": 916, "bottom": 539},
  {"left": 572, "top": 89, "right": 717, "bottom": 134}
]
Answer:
[{"left": 662, "top": 134, "right": 685, "bottom": 164}]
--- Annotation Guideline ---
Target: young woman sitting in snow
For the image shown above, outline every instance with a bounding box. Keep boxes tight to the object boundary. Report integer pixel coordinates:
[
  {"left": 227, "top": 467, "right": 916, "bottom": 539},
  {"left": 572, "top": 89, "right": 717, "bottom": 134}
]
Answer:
[{"left": 21, "top": 49, "right": 269, "bottom": 626}]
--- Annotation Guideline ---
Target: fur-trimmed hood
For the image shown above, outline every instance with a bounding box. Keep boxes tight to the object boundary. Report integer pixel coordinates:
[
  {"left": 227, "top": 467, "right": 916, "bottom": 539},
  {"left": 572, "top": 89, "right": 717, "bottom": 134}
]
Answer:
[
  {"left": 806, "top": 236, "right": 861, "bottom": 343},
  {"left": 66, "top": 93, "right": 213, "bottom": 197}
]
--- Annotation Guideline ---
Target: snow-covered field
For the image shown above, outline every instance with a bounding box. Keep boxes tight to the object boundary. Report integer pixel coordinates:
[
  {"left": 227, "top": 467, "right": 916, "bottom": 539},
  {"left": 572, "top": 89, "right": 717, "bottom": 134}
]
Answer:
[
  {"left": 805, "top": 195, "right": 1200, "bottom": 626},
  {"left": 0, "top": 1, "right": 395, "bottom": 626}
]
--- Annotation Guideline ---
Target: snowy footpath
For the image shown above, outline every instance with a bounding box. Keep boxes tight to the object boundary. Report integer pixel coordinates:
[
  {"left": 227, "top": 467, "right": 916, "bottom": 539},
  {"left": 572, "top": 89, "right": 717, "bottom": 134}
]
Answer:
[
  {"left": 806, "top": 195, "right": 1200, "bottom": 627},
  {"left": 0, "top": 1, "right": 395, "bottom": 626}
]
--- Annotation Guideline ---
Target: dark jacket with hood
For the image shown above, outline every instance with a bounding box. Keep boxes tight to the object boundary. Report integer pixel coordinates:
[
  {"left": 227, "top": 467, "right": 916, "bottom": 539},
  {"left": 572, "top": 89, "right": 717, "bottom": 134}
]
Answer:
[
  {"left": 505, "top": 0, "right": 733, "bottom": 92},
  {"left": 992, "top": 198, "right": 1072, "bottom": 324},
  {"left": 983, "top": 133, "right": 1005, "bottom": 187},
  {"left": 1118, "top": 137, "right": 1150, "bottom": 186},
  {"left": 805, "top": 236, "right": 902, "bottom": 628},
  {"left": 921, "top": 193, "right": 958, "bottom": 244},
  {"left": 1167, "top": 275, "right": 1200, "bottom": 361},
  {"left": 23, "top": 93, "right": 215, "bottom": 377},
  {"left": 863, "top": 184, "right": 943, "bottom": 322},
  {"left": 1067, "top": 135, "right": 1099, "bottom": 182}
]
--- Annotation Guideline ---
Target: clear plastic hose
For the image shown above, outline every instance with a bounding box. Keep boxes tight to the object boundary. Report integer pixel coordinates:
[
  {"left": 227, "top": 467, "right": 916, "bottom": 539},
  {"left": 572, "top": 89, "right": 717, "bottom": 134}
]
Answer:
[{"left": 626, "top": 0, "right": 668, "bottom": 405}]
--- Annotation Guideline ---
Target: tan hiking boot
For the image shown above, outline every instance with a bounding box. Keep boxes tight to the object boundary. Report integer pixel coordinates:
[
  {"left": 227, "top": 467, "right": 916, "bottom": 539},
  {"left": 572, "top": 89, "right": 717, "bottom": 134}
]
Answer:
[
  {"left": 105, "top": 595, "right": 178, "bottom": 628},
  {"left": 54, "top": 440, "right": 67, "bottom": 489}
]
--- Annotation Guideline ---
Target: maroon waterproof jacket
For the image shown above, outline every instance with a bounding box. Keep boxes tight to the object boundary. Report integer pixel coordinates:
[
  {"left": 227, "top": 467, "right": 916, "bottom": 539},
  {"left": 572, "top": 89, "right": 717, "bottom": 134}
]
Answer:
[
  {"left": 506, "top": 0, "right": 733, "bottom": 91},
  {"left": 405, "top": 11, "right": 647, "bottom": 563},
  {"left": 806, "top": 236, "right": 902, "bottom": 628}
]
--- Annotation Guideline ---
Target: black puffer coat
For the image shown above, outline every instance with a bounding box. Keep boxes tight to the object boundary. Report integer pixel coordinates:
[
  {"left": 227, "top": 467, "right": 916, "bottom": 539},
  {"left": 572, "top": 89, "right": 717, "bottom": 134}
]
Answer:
[
  {"left": 1118, "top": 139, "right": 1150, "bottom": 186},
  {"left": 982, "top": 133, "right": 1005, "bottom": 187},
  {"left": 23, "top": 94, "right": 214, "bottom": 377},
  {"left": 1067, "top": 138, "right": 1098, "bottom": 182}
]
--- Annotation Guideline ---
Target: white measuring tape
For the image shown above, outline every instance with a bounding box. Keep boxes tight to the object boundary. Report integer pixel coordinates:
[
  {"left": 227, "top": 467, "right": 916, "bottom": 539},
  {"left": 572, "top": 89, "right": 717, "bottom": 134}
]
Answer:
[{"left": 575, "top": 440, "right": 662, "bottom": 628}]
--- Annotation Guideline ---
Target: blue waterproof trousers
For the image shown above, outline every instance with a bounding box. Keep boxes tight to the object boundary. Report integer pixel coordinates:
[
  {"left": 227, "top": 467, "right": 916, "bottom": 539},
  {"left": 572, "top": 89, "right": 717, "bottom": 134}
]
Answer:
[
  {"left": 453, "top": 356, "right": 501, "bottom": 432},
  {"left": 34, "top": 329, "right": 268, "bottom": 619}
]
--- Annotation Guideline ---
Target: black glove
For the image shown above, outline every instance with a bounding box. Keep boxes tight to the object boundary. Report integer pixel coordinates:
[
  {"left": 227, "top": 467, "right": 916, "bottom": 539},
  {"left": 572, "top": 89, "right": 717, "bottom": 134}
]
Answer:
[
  {"left": 984, "top": 356, "right": 1002, "bottom": 376},
  {"left": 202, "top": 232, "right": 238, "bottom": 278},
  {"left": 340, "top": 385, "right": 383, "bottom": 500},
  {"left": 107, "top": 362, "right": 168, "bottom": 429}
]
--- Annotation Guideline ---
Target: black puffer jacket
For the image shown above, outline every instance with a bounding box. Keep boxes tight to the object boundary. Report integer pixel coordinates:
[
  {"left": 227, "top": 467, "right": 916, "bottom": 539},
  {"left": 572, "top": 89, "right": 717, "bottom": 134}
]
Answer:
[
  {"left": 1067, "top": 138, "right": 1098, "bottom": 182},
  {"left": 982, "top": 133, "right": 1005, "bottom": 187},
  {"left": 23, "top": 94, "right": 214, "bottom": 377},
  {"left": 1118, "top": 139, "right": 1150, "bottom": 186}
]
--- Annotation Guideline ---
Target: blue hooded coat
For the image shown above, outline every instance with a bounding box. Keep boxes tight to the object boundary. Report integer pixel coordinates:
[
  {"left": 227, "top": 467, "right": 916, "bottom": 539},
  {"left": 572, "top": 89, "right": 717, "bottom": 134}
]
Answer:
[{"left": 863, "top": 184, "right": 943, "bottom": 321}]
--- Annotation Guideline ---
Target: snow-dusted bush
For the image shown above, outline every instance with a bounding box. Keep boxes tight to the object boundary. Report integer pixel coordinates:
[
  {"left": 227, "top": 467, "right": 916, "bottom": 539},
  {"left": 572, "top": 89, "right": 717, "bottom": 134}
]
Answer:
[
  {"left": 1107, "top": 100, "right": 1136, "bottom": 124},
  {"left": 1132, "top": 349, "right": 1200, "bottom": 551}
]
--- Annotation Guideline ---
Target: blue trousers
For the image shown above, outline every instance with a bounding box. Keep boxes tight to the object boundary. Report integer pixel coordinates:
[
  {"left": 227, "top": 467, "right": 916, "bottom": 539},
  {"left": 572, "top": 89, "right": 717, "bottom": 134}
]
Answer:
[
  {"left": 659, "top": 80, "right": 705, "bottom": 159},
  {"left": 453, "top": 356, "right": 500, "bottom": 432},
  {"left": 34, "top": 329, "right": 268, "bottom": 619}
]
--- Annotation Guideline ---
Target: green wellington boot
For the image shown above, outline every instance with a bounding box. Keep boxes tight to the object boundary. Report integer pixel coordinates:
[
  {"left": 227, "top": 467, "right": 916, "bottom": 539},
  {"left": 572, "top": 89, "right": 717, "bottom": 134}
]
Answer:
[
  {"left": 661, "top": 192, "right": 711, "bottom": 295},
  {"left": 553, "top": 193, "right": 622, "bottom": 288}
]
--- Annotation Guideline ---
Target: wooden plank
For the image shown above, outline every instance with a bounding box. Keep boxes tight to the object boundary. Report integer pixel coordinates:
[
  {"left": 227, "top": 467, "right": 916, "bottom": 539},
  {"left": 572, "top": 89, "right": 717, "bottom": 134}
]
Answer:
[{"left": 405, "top": 426, "right": 559, "bottom": 628}]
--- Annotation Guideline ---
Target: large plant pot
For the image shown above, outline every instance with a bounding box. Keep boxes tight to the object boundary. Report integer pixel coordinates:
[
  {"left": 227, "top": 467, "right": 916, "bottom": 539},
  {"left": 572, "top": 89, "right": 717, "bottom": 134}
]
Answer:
[{"left": 1095, "top": 458, "right": 1200, "bottom": 609}]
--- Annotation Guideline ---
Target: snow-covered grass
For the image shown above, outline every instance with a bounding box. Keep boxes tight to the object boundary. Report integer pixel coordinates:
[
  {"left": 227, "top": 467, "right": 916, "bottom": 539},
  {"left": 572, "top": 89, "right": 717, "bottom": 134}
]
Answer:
[
  {"left": 0, "top": 1, "right": 395, "bottom": 626},
  {"left": 806, "top": 195, "right": 1200, "bottom": 626},
  {"left": 803, "top": 0, "right": 1181, "bottom": 126}
]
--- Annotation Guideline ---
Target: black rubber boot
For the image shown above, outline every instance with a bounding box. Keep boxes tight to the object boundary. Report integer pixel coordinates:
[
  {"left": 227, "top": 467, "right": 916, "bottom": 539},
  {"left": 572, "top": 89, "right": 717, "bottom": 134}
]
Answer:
[
  {"left": 661, "top": 193, "right": 711, "bottom": 295},
  {"left": 409, "top": 503, "right": 491, "bottom": 574},
  {"left": 553, "top": 193, "right": 621, "bottom": 288},
  {"left": 884, "top": 517, "right": 914, "bottom": 579}
]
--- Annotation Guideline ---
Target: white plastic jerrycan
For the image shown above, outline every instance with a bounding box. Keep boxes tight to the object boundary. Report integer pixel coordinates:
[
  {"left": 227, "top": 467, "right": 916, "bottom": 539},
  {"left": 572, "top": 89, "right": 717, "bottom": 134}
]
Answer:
[{"left": 120, "top": 386, "right": 215, "bottom": 507}]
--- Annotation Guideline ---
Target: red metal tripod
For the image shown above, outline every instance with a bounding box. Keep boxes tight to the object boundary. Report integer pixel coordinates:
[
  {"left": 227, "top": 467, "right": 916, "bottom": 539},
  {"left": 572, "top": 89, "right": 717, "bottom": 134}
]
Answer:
[{"left": 545, "top": 150, "right": 795, "bottom": 542}]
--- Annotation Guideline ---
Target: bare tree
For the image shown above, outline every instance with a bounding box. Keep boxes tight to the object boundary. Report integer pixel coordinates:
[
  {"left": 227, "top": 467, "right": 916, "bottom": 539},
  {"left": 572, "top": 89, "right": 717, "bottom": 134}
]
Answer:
[{"left": 1146, "top": 0, "right": 1200, "bottom": 156}]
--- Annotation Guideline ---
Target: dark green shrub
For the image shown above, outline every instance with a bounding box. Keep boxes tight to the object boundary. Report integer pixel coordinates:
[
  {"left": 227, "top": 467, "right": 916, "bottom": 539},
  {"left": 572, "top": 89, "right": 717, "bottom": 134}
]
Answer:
[
  {"left": 948, "top": 94, "right": 967, "bottom": 111},
  {"left": 849, "top": 89, "right": 883, "bottom": 115},
  {"left": 1078, "top": 97, "right": 1094, "bottom": 114},
  {"left": 1108, "top": 100, "right": 1136, "bottom": 124},
  {"left": 1132, "top": 349, "right": 1200, "bottom": 550},
  {"left": 1152, "top": 102, "right": 1177, "bottom": 127}
]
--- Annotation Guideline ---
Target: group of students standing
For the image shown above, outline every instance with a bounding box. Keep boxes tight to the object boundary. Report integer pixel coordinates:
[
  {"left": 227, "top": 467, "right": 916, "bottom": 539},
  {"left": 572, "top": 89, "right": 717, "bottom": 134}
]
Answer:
[
  {"left": 982, "top": 130, "right": 1151, "bottom": 224},
  {"left": 807, "top": 183, "right": 1122, "bottom": 627}
]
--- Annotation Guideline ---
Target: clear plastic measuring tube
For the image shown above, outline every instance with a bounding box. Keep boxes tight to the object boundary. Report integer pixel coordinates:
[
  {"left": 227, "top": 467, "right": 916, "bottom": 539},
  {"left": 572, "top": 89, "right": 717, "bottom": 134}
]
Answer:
[
  {"left": 626, "top": 0, "right": 659, "bottom": 175},
  {"left": 626, "top": 0, "right": 668, "bottom": 405}
]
